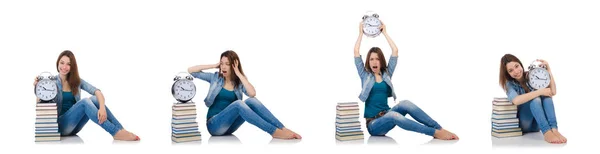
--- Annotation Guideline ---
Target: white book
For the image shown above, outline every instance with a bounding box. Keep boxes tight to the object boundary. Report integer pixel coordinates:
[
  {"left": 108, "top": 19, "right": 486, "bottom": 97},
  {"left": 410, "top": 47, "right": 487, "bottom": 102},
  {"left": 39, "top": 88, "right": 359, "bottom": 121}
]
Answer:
[
  {"left": 35, "top": 123, "right": 58, "bottom": 128},
  {"left": 492, "top": 128, "right": 522, "bottom": 133},
  {"left": 172, "top": 106, "right": 197, "bottom": 111},
  {"left": 36, "top": 106, "right": 58, "bottom": 110},
  {"left": 172, "top": 110, "right": 197, "bottom": 116},
  {"left": 172, "top": 135, "right": 201, "bottom": 143},
  {"left": 492, "top": 110, "right": 518, "bottom": 115},
  {"left": 35, "top": 136, "right": 61, "bottom": 142},
  {"left": 335, "top": 122, "right": 361, "bottom": 128},
  {"left": 172, "top": 115, "right": 197, "bottom": 120},
  {"left": 492, "top": 131, "right": 523, "bottom": 138},
  {"left": 491, "top": 118, "right": 519, "bottom": 124},
  {"left": 172, "top": 122, "right": 199, "bottom": 128},
  {"left": 36, "top": 118, "right": 57, "bottom": 123},
  {"left": 172, "top": 119, "right": 197, "bottom": 124},
  {"left": 492, "top": 114, "right": 517, "bottom": 119}
]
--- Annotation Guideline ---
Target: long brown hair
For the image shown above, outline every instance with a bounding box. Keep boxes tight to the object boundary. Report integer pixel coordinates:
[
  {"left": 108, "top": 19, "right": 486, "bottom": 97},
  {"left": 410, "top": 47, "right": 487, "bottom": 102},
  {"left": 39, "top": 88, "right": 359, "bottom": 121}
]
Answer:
[
  {"left": 219, "top": 50, "right": 245, "bottom": 88},
  {"left": 56, "top": 50, "right": 81, "bottom": 95},
  {"left": 499, "top": 54, "right": 529, "bottom": 93},
  {"left": 365, "top": 47, "right": 387, "bottom": 74}
]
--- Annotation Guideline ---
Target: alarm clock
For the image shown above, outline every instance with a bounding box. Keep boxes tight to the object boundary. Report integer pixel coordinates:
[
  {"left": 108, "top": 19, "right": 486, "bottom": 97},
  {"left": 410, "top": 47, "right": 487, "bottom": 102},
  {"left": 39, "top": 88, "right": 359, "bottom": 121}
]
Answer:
[
  {"left": 35, "top": 72, "right": 58, "bottom": 102},
  {"left": 171, "top": 72, "right": 196, "bottom": 103},
  {"left": 527, "top": 60, "right": 551, "bottom": 90},
  {"left": 362, "top": 13, "right": 382, "bottom": 38}
]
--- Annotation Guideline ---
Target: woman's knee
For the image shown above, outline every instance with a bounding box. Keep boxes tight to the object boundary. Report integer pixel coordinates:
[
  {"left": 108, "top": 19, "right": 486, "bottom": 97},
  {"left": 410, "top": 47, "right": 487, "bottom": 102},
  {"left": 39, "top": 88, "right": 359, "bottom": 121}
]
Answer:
[
  {"left": 79, "top": 98, "right": 95, "bottom": 108},
  {"left": 387, "top": 112, "right": 406, "bottom": 121},
  {"left": 395, "top": 100, "right": 416, "bottom": 109},
  {"left": 244, "top": 97, "right": 264, "bottom": 107},
  {"left": 231, "top": 100, "right": 250, "bottom": 110}
]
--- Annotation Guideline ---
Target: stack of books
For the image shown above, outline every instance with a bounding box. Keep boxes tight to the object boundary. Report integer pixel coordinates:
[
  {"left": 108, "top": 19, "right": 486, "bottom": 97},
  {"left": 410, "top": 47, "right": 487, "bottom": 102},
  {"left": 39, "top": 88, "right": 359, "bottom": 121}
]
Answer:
[
  {"left": 491, "top": 97, "right": 522, "bottom": 138},
  {"left": 35, "top": 102, "right": 60, "bottom": 142},
  {"left": 172, "top": 102, "right": 201, "bottom": 143},
  {"left": 335, "top": 102, "right": 364, "bottom": 141}
]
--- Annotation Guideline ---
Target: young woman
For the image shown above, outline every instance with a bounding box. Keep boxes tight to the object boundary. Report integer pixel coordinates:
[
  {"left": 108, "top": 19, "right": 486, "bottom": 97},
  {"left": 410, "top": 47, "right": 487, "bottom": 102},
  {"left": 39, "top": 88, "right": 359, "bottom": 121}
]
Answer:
[
  {"left": 188, "top": 50, "right": 301, "bottom": 139},
  {"left": 499, "top": 54, "right": 566, "bottom": 144},
  {"left": 34, "top": 50, "right": 139, "bottom": 141},
  {"left": 354, "top": 22, "right": 458, "bottom": 140}
]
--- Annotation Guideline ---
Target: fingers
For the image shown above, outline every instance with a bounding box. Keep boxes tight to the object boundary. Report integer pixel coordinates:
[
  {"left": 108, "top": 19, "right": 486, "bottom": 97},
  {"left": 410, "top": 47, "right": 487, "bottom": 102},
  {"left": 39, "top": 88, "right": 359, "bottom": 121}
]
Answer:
[{"left": 98, "top": 113, "right": 106, "bottom": 124}]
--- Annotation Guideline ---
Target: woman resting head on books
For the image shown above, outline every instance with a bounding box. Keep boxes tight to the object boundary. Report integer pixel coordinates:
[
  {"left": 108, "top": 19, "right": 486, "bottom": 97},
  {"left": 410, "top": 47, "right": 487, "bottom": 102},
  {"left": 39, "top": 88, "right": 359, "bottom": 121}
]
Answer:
[
  {"left": 33, "top": 50, "right": 139, "bottom": 141},
  {"left": 353, "top": 21, "right": 458, "bottom": 140},
  {"left": 499, "top": 53, "right": 566, "bottom": 144},
  {"left": 188, "top": 50, "right": 301, "bottom": 139}
]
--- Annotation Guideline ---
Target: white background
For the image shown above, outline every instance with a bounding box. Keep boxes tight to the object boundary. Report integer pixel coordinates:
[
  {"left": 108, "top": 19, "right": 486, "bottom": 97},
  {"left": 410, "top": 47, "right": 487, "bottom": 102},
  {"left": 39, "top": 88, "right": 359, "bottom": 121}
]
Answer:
[{"left": 1, "top": 0, "right": 599, "bottom": 153}]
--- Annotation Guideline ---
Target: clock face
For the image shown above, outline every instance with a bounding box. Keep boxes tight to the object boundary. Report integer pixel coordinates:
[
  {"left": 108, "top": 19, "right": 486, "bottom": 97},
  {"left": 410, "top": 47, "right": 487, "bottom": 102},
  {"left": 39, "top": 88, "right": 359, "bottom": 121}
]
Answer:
[
  {"left": 362, "top": 16, "right": 381, "bottom": 37},
  {"left": 36, "top": 80, "right": 58, "bottom": 101},
  {"left": 172, "top": 80, "right": 196, "bottom": 102},
  {"left": 528, "top": 68, "right": 550, "bottom": 90}
]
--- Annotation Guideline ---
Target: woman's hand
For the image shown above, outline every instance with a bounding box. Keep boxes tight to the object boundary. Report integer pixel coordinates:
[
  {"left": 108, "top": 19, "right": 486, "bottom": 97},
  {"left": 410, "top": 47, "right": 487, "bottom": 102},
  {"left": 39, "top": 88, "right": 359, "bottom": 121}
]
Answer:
[
  {"left": 537, "top": 59, "right": 551, "bottom": 71},
  {"left": 232, "top": 60, "right": 242, "bottom": 77},
  {"left": 214, "top": 62, "right": 221, "bottom": 69},
  {"left": 98, "top": 107, "right": 107, "bottom": 124},
  {"left": 359, "top": 22, "right": 364, "bottom": 35},
  {"left": 538, "top": 88, "right": 554, "bottom": 97},
  {"left": 380, "top": 21, "right": 387, "bottom": 34}
]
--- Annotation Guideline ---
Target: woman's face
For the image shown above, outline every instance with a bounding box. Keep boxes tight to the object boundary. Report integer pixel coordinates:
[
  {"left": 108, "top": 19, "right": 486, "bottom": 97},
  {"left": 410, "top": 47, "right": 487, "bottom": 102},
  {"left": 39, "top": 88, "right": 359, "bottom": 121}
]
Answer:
[
  {"left": 220, "top": 57, "right": 231, "bottom": 77},
  {"left": 369, "top": 52, "right": 381, "bottom": 74},
  {"left": 58, "top": 56, "right": 71, "bottom": 76},
  {"left": 506, "top": 61, "right": 523, "bottom": 80}
]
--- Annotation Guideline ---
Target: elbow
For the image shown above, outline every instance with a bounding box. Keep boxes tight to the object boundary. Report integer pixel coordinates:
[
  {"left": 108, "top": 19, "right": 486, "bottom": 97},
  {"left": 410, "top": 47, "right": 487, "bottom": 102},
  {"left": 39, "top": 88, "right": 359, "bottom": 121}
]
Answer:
[
  {"left": 248, "top": 92, "right": 256, "bottom": 98},
  {"left": 94, "top": 90, "right": 103, "bottom": 96},
  {"left": 187, "top": 67, "right": 194, "bottom": 73}
]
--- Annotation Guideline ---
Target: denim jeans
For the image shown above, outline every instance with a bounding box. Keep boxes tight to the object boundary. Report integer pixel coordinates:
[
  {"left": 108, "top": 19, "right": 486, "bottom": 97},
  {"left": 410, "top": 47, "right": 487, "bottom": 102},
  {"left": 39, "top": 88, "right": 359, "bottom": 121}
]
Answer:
[
  {"left": 367, "top": 100, "right": 442, "bottom": 137},
  {"left": 206, "top": 97, "right": 285, "bottom": 136},
  {"left": 518, "top": 96, "right": 557, "bottom": 134},
  {"left": 58, "top": 96, "right": 123, "bottom": 136}
]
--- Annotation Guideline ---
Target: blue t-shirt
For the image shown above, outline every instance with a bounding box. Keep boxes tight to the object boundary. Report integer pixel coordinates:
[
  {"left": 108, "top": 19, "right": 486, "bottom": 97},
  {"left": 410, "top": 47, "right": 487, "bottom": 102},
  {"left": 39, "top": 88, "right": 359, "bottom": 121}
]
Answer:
[
  {"left": 60, "top": 91, "right": 76, "bottom": 116},
  {"left": 207, "top": 88, "right": 238, "bottom": 119},
  {"left": 364, "top": 81, "right": 391, "bottom": 118}
]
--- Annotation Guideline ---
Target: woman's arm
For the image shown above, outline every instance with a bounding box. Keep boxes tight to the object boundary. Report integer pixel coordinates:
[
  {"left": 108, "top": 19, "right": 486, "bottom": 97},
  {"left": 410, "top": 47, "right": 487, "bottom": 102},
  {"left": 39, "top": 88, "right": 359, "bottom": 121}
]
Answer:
[
  {"left": 188, "top": 63, "right": 220, "bottom": 73},
  {"left": 381, "top": 22, "right": 398, "bottom": 57},
  {"left": 354, "top": 22, "right": 364, "bottom": 58},
  {"left": 95, "top": 90, "right": 107, "bottom": 124},
  {"left": 34, "top": 77, "right": 40, "bottom": 102},
  {"left": 508, "top": 87, "right": 553, "bottom": 105},
  {"left": 538, "top": 59, "right": 556, "bottom": 96},
  {"left": 188, "top": 63, "right": 220, "bottom": 82},
  {"left": 232, "top": 60, "right": 256, "bottom": 97}
]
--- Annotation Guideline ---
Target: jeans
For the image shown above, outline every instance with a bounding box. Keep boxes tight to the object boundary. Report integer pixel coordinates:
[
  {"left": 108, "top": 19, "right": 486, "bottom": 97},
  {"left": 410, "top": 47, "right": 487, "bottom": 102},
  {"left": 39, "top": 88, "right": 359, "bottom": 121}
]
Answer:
[
  {"left": 518, "top": 96, "right": 557, "bottom": 134},
  {"left": 207, "top": 98, "right": 285, "bottom": 136},
  {"left": 58, "top": 96, "right": 123, "bottom": 136},
  {"left": 367, "top": 100, "right": 442, "bottom": 137}
]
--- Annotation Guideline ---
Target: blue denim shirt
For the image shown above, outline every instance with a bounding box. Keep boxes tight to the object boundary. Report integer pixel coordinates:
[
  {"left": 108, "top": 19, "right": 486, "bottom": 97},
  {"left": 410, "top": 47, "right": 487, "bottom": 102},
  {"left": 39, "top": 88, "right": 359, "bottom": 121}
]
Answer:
[
  {"left": 191, "top": 71, "right": 249, "bottom": 107},
  {"left": 355, "top": 55, "right": 398, "bottom": 102},
  {"left": 505, "top": 80, "right": 533, "bottom": 102},
  {"left": 52, "top": 75, "right": 99, "bottom": 117}
]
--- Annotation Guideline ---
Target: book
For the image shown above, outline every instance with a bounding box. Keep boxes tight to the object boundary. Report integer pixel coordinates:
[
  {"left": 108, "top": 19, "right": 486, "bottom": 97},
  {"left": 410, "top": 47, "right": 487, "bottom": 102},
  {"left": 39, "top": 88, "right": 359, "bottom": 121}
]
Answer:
[{"left": 491, "top": 131, "right": 523, "bottom": 138}]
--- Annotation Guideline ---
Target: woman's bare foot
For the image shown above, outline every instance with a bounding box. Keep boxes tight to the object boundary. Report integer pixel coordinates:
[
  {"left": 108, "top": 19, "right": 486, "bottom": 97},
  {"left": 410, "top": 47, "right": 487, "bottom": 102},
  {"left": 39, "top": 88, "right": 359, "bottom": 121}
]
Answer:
[
  {"left": 272, "top": 129, "right": 294, "bottom": 139},
  {"left": 113, "top": 129, "right": 139, "bottom": 141},
  {"left": 433, "top": 129, "right": 456, "bottom": 140},
  {"left": 441, "top": 128, "right": 459, "bottom": 140},
  {"left": 543, "top": 131, "right": 561, "bottom": 144},
  {"left": 551, "top": 129, "right": 566, "bottom": 143},
  {"left": 282, "top": 128, "right": 302, "bottom": 139}
]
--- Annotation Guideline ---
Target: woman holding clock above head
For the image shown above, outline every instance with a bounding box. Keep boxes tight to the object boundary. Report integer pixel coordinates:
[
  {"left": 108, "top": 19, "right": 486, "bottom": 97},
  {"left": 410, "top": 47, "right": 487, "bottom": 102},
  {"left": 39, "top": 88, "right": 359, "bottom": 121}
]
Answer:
[
  {"left": 33, "top": 50, "right": 139, "bottom": 141},
  {"left": 354, "top": 18, "right": 458, "bottom": 140},
  {"left": 499, "top": 54, "right": 566, "bottom": 144},
  {"left": 187, "top": 50, "right": 301, "bottom": 139}
]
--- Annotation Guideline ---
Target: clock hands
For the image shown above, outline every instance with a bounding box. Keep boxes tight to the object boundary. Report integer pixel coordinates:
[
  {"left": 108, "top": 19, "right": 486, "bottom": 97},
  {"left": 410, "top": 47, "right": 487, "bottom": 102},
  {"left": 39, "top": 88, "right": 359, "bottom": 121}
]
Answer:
[
  {"left": 41, "top": 86, "right": 55, "bottom": 91},
  {"left": 534, "top": 75, "right": 547, "bottom": 80},
  {"left": 179, "top": 86, "right": 193, "bottom": 91}
]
